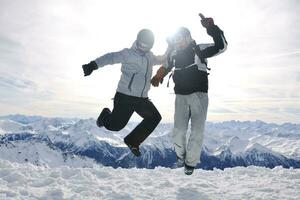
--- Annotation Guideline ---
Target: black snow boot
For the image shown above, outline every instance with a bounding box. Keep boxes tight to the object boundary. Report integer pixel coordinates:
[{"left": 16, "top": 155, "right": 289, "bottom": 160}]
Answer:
[
  {"left": 184, "top": 164, "right": 195, "bottom": 175},
  {"left": 124, "top": 139, "right": 141, "bottom": 157},
  {"left": 96, "top": 108, "right": 111, "bottom": 128}
]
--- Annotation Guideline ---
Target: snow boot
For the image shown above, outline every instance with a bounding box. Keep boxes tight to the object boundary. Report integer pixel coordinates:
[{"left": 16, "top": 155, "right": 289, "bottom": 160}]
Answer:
[
  {"left": 124, "top": 139, "right": 141, "bottom": 157},
  {"left": 184, "top": 164, "right": 195, "bottom": 175},
  {"left": 96, "top": 108, "right": 111, "bottom": 128}
]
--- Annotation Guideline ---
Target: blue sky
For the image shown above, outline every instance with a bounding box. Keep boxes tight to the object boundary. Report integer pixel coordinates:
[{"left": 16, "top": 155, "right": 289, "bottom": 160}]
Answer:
[{"left": 0, "top": 0, "right": 299, "bottom": 123}]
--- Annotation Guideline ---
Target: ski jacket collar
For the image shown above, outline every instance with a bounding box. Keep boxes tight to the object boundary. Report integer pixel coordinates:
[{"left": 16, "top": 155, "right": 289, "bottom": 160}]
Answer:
[{"left": 131, "top": 41, "right": 151, "bottom": 56}]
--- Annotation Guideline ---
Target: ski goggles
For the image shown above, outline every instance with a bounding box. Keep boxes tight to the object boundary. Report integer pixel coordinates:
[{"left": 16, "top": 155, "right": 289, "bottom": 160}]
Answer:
[
  {"left": 173, "top": 34, "right": 188, "bottom": 49},
  {"left": 137, "top": 41, "right": 153, "bottom": 52},
  {"left": 174, "top": 34, "right": 184, "bottom": 44}
]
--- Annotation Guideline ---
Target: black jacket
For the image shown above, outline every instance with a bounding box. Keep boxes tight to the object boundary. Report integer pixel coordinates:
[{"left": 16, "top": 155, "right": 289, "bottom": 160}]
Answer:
[{"left": 167, "top": 25, "right": 227, "bottom": 95}]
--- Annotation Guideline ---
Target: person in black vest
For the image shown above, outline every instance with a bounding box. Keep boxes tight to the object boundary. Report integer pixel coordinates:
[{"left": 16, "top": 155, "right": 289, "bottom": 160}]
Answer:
[{"left": 151, "top": 14, "right": 227, "bottom": 175}]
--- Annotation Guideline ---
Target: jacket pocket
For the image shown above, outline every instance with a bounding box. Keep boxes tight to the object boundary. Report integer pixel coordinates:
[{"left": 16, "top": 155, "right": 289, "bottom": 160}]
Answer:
[{"left": 128, "top": 73, "right": 136, "bottom": 91}]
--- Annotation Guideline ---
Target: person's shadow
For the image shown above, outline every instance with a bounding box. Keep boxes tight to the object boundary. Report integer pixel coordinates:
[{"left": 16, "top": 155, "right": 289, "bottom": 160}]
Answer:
[{"left": 176, "top": 187, "right": 211, "bottom": 200}]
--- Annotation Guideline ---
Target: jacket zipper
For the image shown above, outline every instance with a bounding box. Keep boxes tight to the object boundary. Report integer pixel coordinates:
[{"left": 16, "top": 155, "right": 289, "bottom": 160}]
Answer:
[
  {"left": 128, "top": 73, "right": 136, "bottom": 91},
  {"left": 141, "top": 56, "right": 149, "bottom": 97}
]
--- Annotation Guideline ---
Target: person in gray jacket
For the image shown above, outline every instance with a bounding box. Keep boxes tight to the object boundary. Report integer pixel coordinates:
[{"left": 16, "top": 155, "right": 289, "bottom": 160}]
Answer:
[
  {"left": 82, "top": 29, "right": 168, "bottom": 157},
  {"left": 151, "top": 15, "right": 227, "bottom": 175}
]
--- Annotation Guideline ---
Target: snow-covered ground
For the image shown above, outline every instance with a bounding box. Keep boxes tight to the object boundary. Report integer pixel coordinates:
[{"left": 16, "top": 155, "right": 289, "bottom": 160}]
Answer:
[{"left": 0, "top": 159, "right": 299, "bottom": 200}]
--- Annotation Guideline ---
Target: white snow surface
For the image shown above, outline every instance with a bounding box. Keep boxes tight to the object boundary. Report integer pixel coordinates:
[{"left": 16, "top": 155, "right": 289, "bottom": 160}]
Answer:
[{"left": 0, "top": 159, "right": 299, "bottom": 200}]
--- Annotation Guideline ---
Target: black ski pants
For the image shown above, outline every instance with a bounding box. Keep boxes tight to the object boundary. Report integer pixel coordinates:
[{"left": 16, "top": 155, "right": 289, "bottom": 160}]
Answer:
[{"left": 103, "top": 92, "right": 162, "bottom": 147}]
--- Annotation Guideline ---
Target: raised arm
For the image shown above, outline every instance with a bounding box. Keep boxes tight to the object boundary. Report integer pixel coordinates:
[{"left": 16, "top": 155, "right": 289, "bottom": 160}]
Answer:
[{"left": 195, "top": 17, "right": 228, "bottom": 59}]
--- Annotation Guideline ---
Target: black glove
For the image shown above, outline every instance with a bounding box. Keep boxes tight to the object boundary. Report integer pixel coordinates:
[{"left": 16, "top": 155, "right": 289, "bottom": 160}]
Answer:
[
  {"left": 201, "top": 17, "right": 214, "bottom": 28},
  {"left": 82, "top": 61, "right": 98, "bottom": 76}
]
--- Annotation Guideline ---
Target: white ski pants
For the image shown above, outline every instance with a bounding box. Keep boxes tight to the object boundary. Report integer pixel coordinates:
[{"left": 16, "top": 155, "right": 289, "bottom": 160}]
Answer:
[{"left": 172, "top": 92, "right": 208, "bottom": 167}]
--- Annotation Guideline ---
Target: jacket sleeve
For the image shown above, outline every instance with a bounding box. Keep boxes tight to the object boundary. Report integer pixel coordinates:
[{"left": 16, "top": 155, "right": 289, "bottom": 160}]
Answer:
[
  {"left": 152, "top": 46, "right": 173, "bottom": 66},
  {"left": 197, "top": 25, "right": 227, "bottom": 59},
  {"left": 163, "top": 50, "right": 175, "bottom": 72},
  {"left": 94, "top": 48, "right": 129, "bottom": 68}
]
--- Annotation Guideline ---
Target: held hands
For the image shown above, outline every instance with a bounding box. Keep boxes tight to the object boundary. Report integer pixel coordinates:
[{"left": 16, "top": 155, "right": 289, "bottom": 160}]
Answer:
[
  {"left": 151, "top": 66, "right": 166, "bottom": 87},
  {"left": 151, "top": 75, "right": 161, "bottom": 87},
  {"left": 82, "top": 61, "right": 98, "bottom": 76}
]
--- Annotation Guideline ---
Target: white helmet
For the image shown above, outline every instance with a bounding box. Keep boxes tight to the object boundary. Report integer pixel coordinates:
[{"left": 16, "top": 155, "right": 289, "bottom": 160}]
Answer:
[
  {"left": 136, "top": 29, "right": 154, "bottom": 53},
  {"left": 173, "top": 27, "right": 193, "bottom": 50}
]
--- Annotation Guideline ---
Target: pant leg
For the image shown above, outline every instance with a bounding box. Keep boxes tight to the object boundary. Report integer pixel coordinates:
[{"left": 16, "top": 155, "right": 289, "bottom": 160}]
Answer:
[
  {"left": 104, "top": 92, "right": 134, "bottom": 131},
  {"left": 172, "top": 94, "right": 190, "bottom": 160},
  {"left": 124, "top": 98, "right": 161, "bottom": 147},
  {"left": 185, "top": 92, "right": 208, "bottom": 167}
]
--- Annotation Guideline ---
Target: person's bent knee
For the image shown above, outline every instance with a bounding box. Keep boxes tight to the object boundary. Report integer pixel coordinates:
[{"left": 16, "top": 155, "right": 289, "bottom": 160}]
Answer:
[
  {"left": 106, "top": 123, "right": 126, "bottom": 131},
  {"left": 153, "top": 112, "right": 162, "bottom": 125},
  {"left": 144, "top": 112, "right": 161, "bottom": 127}
]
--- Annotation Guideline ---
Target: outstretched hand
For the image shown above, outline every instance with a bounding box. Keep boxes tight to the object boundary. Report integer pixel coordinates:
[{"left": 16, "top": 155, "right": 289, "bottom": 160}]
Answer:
[
  {"left": 82, "top": 61, "right": 97, "bottom": 76},
  {"left": 201, "top": 17, "right": 214, "bottom": 28}
]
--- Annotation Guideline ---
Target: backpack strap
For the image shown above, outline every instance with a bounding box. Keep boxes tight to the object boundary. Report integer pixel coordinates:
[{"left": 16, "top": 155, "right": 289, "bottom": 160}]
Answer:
[
  {"left": 191, "top": 41, "right": 211, "bottom": 71},
  {"left": 166, "top": 71, "right": 174, "bottom": 87}
]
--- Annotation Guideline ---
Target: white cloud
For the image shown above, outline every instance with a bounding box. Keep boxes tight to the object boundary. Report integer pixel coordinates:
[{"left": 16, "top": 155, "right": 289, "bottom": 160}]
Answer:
[{"left": 0, "top": 0, "right": 299, "bottom": 123}]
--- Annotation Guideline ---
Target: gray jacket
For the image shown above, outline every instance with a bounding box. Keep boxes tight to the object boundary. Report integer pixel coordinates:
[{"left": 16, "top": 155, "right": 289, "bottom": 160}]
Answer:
[{"left": 94, "top": 41, "right": 168, "bottom": 98}]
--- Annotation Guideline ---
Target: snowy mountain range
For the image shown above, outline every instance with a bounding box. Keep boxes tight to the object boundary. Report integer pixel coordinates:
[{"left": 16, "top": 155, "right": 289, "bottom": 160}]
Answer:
[{"left": 0, "top": 114, "right": 299, "bottom": 169}]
